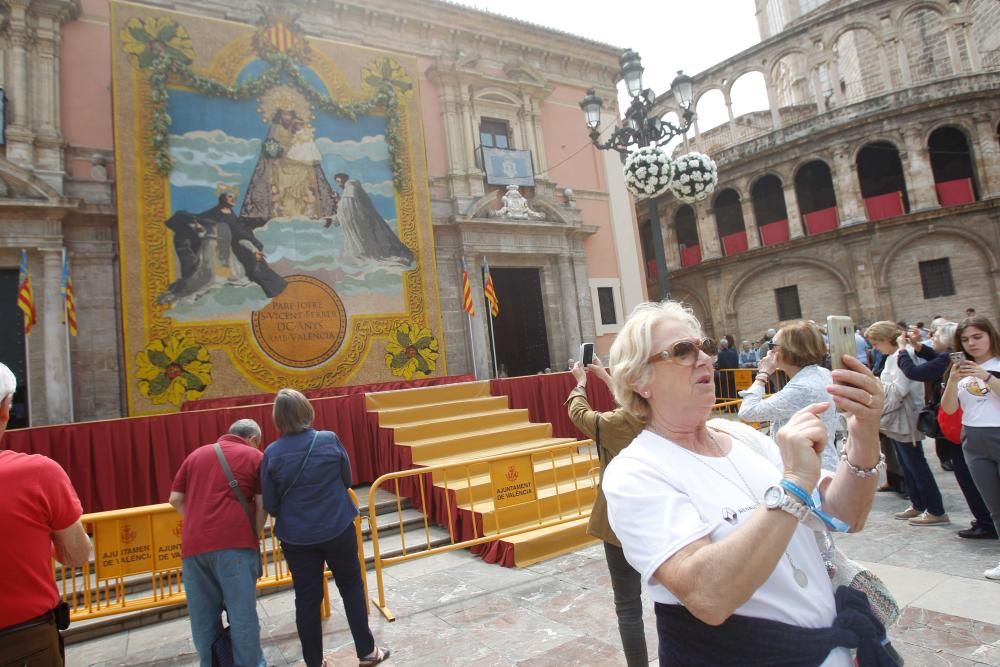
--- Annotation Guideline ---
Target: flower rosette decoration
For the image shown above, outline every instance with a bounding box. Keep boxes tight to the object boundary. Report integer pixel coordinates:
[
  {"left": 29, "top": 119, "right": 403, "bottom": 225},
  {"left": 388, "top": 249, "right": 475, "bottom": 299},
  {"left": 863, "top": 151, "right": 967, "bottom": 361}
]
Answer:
[
  {"left": 385, "top": 321, "right": 439, "bottom": 380},
  {"left": 623, "top": 146, "right": 672, "bottom": 198},
  {"left": 669, "top": 151, "right": 719, "bottom": 203},
  {"left": 120, "top": 16, "right": 195, "bottom": 69},
  {"left": 135, "top": 332, "right": 212, "bottom": 406}
]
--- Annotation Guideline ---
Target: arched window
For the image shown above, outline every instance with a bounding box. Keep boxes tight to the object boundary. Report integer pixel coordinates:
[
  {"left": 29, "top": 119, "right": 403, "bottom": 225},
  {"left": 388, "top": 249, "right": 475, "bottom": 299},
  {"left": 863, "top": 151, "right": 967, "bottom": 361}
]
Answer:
[
  {"left": 675, "top": 205, "right": 701, "bottom": 268},
  {"left": 856, "top": 142, "right": 909, "bottom": 220},
  {"left": 794, "top": 160, "right": 838, "bottom": 235},
  {"left": 752, "top": 175, "right": 789, "bottom": 246},
  {"left": 713, "top": 189, "right": 748, "bottom": 256},
  {"left": 929, "top": 126, "right": 979, "bottom": 206}
]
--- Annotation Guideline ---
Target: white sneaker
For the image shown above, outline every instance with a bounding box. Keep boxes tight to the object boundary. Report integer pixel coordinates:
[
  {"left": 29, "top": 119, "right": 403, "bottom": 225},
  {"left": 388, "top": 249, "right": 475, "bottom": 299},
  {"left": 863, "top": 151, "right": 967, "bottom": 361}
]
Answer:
[{"left": 986, "top": 562, "right": 1000, "bottom": 580}]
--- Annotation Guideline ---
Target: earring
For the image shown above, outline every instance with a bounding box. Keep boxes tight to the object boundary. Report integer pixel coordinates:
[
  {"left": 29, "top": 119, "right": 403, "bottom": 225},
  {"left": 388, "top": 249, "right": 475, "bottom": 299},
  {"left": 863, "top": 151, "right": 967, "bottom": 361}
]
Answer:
[{"left": 642, "top": 390, "right": 651, "bottom": 398}]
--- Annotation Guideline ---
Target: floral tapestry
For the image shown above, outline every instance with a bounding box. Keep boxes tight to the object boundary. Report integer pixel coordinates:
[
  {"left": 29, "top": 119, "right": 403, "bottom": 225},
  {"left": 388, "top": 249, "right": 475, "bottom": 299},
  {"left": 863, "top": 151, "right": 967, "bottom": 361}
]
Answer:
[{"left": 111, "top": 2, "right": 445, "bottom": 415}]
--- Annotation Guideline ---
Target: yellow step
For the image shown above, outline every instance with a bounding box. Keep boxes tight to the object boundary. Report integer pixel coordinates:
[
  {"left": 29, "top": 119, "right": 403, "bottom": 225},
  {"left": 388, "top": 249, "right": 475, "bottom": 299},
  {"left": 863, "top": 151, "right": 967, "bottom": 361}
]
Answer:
[
  {"left": 412, "top": 436, "right": 577, "bottom": 468},
  {"left": 365, "top": 381, "right": 491, "bottom": 410},
  {"left": 400, "top": 423, "right": 554, "bottom": 461},
  {"left": 501, "top": 516, "right": 599, "bottom": 567},
  {"left": 470, "top": 480, "right": 598, "bottom": 532},
  {"left": 374, "top": 396, "right": 510, "bottom": 428},
  {"left": 432, "top": 453, "right": 600, "bottom": 505},
  {"left": 391, "top": 408, "right": 529, "bottom": 442}
]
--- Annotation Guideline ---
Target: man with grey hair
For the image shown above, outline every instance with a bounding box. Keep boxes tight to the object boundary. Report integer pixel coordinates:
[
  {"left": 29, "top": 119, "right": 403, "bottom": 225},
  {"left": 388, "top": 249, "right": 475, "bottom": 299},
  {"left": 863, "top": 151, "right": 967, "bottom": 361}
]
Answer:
[
  {"left": 0, "top": 363, "right": 92, "bottom": 665},
  {"left": 169, "top": 419, "right": 267, "bottom": 667}
]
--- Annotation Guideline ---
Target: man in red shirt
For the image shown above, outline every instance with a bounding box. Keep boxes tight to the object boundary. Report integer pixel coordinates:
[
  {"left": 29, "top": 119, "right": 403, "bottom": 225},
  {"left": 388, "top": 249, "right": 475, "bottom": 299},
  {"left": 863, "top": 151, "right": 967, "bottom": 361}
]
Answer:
[
  {"left": 0, "top": 362, "right": 92, "bottom": 666},
  {"left": 169, "top": 419, "right": 266, "bottom": 667}
]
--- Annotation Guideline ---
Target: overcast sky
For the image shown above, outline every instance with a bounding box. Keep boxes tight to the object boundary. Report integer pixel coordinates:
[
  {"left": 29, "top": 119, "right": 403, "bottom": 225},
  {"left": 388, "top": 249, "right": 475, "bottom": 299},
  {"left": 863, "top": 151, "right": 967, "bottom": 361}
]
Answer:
[{"left": 449, "top": 1, "right": 763, "bottom": 96}]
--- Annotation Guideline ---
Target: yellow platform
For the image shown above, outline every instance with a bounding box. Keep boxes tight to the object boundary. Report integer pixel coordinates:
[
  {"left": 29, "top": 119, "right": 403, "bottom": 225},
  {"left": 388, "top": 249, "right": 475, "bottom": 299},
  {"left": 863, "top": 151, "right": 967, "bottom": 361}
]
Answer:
[{"left": 367, "top": 381, "right": 597, "bottom": 567}]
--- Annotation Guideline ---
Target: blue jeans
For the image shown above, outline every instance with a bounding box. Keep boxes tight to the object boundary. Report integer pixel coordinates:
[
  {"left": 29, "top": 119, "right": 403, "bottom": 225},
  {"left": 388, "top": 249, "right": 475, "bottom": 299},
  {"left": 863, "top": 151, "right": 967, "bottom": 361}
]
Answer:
[
  {"left": 281, "top": 524, "right": 374, "bottom": 666},
  {"left": 890, "top": 437, "right": 945, "bottom": 516},
  {"left": 182, "top": 548, "right": 264, "bottom": 667}
]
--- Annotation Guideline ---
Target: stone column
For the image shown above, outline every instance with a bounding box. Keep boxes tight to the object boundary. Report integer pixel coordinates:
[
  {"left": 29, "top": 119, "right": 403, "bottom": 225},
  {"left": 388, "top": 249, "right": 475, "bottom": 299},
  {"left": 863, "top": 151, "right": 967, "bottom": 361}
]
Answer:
[
  {"left": 962, "top": 23, "right": 982, "bottom": 70},
  {"left": 783, "top": 181, "right": 805, "bottom": 239},
  {"left": 559, "top": 253, "right": 582, "bottom": 355},
  {"left": 827, "top": 58, "right": 845, "bottom": 106},
  {"left": 696, "top": 202, "right": 722, "bottom": 260},
  {"left": 831, "top": 147, "right": 865, "bottom": 224},
  {"left": 571, "top": 250, "right": 595, "bottom": 344},
  {"left": 528, "top": 97, "right": 548, "bottom": 175},
  {"left": 943, "top": 24, "right": 962, "bottom": 74},
  {"left": 5, "top": 1, "right": 33, "bottom": 167},
  {"left": 41, "top": 247, "right": 73, "bottom": 424},
  {"left": 894, "top": 39, "right": 912, "bottom": 86},
  {"left": 763, "top": 75, "right": 782, "bottom": 129},
  {"left": 876, "top": 43, "right": 892, "bottom": 93},
  {"left": 900, "top": 126, "right": 938, "bottom": 212},
  {"left": 739, "top": 195, "right": 760, "bottom": 250},
  {"left": 972, "top": 113, "right": 1000, "bottom": 198},
  {"left": 661, "top": 206, "right": 682, "bottom": 271}
]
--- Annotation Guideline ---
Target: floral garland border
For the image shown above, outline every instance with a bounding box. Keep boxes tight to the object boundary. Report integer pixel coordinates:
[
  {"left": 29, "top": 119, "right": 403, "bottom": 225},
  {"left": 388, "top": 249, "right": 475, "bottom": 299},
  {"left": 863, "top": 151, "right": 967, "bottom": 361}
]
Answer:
[{"left": 124, "top": 16, "right": 412, "bottom": 190}]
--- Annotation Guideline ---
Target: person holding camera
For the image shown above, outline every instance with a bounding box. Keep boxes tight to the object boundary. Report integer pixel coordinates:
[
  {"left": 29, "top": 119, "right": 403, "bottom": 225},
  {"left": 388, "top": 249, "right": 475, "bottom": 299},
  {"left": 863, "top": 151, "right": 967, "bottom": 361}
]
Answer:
[
  {"left": 898, "top": 324, "right": 996, "bottom": 539},
  {"left": 866, "top": 321, "right": 949, "bottom": 526},
  {"left": 941, "top": 316, "right": 1000, "bottom": 578},
  {"left": 603, "top": 302, "right": 893, "bottom": 665},
  {"left": 567, "top": 356, "right": 647, "bottom": 666}
]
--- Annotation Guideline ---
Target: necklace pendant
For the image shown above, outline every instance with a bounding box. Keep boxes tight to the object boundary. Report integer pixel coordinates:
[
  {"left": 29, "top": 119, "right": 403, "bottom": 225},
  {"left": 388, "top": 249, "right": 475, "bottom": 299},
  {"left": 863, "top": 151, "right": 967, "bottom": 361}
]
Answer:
[{"left": 793, "top": 567, "right": 809, "bottom": 588}]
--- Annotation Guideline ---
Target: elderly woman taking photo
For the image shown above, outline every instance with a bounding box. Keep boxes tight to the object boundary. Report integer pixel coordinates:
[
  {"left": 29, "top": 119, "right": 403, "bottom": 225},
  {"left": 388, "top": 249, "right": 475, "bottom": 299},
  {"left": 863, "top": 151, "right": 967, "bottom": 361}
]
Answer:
[
  {"left": 261, "top": 389, "right": 389, "bottom": 667},
  {"left": 603, "top": 302, "right": 892, "bottom": 666},
  {"left": 738, "top": 320, "right": 841, "bottom": 471}
]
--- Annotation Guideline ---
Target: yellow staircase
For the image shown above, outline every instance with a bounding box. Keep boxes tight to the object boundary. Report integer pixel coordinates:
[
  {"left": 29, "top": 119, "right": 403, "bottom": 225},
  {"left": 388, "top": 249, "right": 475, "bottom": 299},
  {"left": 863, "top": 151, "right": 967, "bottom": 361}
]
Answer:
[{"left": 366, "top": 381, "right": 600, "bottom": 567}]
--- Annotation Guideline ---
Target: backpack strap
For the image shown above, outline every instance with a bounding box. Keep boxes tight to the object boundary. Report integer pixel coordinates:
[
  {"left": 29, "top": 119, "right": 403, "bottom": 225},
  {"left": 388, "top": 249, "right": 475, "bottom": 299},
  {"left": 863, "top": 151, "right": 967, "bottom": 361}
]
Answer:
[{"left": 213, "top": 443, "right": 256, "bottom": 538}]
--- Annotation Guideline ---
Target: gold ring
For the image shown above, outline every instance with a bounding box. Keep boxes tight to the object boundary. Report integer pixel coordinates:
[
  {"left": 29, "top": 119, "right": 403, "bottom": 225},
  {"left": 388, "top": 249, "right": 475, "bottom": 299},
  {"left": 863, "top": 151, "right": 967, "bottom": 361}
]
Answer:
[{"left": 864, "top": 392, "right": 873, "bottom": 407}]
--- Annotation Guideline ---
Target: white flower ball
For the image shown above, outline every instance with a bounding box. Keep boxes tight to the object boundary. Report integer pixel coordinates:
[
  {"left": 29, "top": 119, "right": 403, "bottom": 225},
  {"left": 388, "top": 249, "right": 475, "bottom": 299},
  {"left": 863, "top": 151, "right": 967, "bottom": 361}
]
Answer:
[
  {"left": 680, "top": 173, "right": 690, "bottom": 183},
  {"left": 691, "top": 172, "right": 703, "bottom": 182},
  {"left": 636, "top": 167, "right": 647, "bottom": 178},
  {"left": 649, "top": 165, "right": 659, "bottom": 175}
]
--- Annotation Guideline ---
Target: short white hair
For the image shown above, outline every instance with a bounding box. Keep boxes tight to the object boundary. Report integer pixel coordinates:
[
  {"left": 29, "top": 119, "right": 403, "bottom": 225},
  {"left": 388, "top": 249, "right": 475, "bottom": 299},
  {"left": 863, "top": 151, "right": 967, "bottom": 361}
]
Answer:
[
  {"left": 934, "top": 322, "right": 958, "bottom": 349},
  {"left": 608, "top": 301, "right": 702, "bottom": 421},
  {"left": 0, "top": 363, "right": 15, "bottom": 404},
  {"left": 229, "top": 418, "right": 261, "bottom": 440}
]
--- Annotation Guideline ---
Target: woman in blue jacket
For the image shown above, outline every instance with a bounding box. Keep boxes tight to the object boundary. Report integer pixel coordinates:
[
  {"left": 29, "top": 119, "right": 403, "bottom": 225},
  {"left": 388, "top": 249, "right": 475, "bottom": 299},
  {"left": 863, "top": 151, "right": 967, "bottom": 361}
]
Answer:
[
  {"left": 262, "top": 389, "right": 390, "bottom": 667},
  {"left": 897, "top": 323, "right": 996, "bottom": 539}
]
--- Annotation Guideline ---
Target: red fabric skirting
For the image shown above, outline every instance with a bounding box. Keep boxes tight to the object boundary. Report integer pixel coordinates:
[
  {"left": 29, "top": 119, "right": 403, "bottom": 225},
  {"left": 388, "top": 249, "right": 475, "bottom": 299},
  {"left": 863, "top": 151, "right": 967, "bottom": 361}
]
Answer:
[{"left": 489, "top": 372, "right": 615, "bottom": 439}]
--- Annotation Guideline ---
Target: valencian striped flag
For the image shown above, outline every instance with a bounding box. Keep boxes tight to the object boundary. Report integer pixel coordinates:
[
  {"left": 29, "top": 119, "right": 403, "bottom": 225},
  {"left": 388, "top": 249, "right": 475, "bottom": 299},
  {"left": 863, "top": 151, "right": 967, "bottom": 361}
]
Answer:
[
  {"left": 62, "top": 250, "right": 78, "bottom": 336},
  {"left": 482, "top": 257, "right": 500, "bottom": 317},
  {"left": 17, "top": 249, "right": 37, "bottom": 335},
  {"left": 461, "top": 258, "right": 475, "bottom": 316}
]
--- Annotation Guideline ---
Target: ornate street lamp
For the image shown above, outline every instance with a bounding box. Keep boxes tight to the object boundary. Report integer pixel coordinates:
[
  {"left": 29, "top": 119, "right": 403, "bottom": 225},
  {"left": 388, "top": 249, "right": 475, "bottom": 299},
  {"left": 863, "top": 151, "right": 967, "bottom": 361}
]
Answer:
[{"left": 580, "top": 50, "right": 696, "bottom": 300}]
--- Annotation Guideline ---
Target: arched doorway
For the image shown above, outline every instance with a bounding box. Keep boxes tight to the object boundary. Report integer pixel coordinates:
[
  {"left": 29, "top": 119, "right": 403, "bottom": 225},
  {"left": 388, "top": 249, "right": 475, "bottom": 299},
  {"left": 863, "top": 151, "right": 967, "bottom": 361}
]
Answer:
[
  {"left": 675, "top": 205, "right": 701, "bottom": 268},
  {"left": 857, "top": 141, "right": 909, "bottom": 221},
  {"left": 929, "top": 126, "right": 979, "bottom": 206},
  {"left": 751, "top": 174, "right": 789, "bottom": 246},
  {"left": 794, "top": 160, "right": 838, "bottom": 235},
  {"left": 714, "top": 189, "right": 748, "bottom": 256}
]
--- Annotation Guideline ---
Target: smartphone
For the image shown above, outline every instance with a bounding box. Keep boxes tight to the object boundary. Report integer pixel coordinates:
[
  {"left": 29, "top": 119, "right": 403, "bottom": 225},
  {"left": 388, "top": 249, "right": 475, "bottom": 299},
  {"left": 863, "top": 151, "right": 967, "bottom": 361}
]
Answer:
[
  {"left": 826, "top": 315, "right": 855, "bottom": 372},
  {"left": 579, "top": 342, "right": 594, "bottom": 366},
  {"left": 950, "top": 352, "right": 966, "bottom": 364}
]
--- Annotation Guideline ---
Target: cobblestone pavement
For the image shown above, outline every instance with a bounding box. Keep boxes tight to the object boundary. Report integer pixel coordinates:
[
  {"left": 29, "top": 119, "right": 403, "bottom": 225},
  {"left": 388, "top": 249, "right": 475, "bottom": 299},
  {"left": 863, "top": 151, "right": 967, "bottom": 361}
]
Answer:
[{"left": 67, "top": 441, "right": 1000, "bottom": 666}]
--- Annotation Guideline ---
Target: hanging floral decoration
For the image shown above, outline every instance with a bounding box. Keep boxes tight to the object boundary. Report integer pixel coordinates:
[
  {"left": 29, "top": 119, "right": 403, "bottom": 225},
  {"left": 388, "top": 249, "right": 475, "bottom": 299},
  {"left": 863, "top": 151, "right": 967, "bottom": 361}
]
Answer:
[
  {"left": 668, "top": 151, "right": 719, "bottom": 204},
  {"left": 385, "top": 321, "right": 439, "bottom": 380},
  {"left": 135, "top": 332, "right": 213, "bottom": 406},
  {"left": 120, "top": 14, "right": 412, "bottom": 189},
  {"left": 623, "top": 146, "right": 673, "bottom": 198}
]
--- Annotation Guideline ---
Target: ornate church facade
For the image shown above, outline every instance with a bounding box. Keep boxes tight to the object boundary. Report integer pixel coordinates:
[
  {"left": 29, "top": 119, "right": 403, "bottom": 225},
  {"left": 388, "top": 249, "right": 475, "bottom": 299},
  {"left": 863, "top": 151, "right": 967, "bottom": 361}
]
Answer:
[
  {"left": 0, "top": 0, "right": 644, "bottom": 425},
  {"left": 640, "top": 0, "right": 1000, "bottom": 341}
]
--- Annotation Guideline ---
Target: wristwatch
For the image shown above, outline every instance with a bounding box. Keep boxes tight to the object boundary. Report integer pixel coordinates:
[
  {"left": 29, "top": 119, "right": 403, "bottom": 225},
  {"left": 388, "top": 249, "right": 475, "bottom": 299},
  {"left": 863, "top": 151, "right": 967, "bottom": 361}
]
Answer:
[{"left": 763, "top": 485, "right": 810, "bottom": 522}]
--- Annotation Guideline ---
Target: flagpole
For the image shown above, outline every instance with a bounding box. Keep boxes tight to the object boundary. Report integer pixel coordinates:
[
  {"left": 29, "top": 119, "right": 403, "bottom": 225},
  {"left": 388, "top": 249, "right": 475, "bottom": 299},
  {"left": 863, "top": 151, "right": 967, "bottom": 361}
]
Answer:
[
  {"left": 487, "top": 304, "right": 498, "bottom": 378},
  {"left": 62, "top": 248, "right": 75, "bottom": 423},
  {"left": 460, "top": 258, "right": 479, "bottom": 379}
]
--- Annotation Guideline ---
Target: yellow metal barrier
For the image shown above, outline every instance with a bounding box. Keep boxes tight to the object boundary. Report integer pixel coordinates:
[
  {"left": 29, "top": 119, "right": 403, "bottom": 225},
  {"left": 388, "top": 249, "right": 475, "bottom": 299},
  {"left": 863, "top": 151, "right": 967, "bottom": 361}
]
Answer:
[
  {"left": 58, "top": 489, "right": 367, "bottom": 622},
  {"left": 367, "top": 439, "right": 598, "bottom": 621}
]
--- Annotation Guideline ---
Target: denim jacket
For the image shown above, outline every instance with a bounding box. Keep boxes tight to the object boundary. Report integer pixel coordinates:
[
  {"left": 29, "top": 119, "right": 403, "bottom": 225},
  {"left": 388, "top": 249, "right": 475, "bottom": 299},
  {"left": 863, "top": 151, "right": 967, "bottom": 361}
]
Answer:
[{"left": 261, "top": 429, "right": 357, "bottom": 545}]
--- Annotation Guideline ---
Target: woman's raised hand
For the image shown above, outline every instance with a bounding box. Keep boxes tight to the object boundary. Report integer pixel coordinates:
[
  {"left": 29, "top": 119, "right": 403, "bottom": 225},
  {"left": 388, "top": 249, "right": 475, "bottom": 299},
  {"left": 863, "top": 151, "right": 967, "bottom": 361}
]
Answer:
[
  {"left": 775, "top": 403, "right": 829, "bottom": 493},
  {"left": 588, "top": 355, "right": 613, "bottom": 388}
]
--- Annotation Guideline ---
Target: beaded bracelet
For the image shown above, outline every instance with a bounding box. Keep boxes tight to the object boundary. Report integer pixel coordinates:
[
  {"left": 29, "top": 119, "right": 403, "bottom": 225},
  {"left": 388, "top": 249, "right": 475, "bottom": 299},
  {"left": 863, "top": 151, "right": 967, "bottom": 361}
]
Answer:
[{"left": 840, "top": 451, "right": 886, "bottom": 478}]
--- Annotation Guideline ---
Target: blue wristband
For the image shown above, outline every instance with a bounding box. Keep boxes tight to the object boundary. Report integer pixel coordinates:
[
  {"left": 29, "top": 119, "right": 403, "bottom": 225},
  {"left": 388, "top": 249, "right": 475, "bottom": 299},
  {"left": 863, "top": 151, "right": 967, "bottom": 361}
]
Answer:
[{"left": 780, "top": 479, "right": 850, "bottom": 533}]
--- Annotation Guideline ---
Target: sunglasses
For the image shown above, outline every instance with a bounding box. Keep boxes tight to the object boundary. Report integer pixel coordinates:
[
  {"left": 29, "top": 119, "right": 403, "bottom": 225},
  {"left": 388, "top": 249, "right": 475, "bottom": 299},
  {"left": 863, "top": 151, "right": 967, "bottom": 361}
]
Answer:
[{"left": 648, "top": 337, "right": 718, "bottom": 366}]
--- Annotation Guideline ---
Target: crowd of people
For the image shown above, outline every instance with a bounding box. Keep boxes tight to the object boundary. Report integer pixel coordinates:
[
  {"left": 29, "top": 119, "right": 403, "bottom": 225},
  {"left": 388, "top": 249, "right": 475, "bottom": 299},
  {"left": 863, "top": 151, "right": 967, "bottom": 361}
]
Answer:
[
  {"left": 568, "top": 303, "right": 999, "bottom": 665},
  {"left": 2, "top": 301, "right": 998, "bottom": 666}
]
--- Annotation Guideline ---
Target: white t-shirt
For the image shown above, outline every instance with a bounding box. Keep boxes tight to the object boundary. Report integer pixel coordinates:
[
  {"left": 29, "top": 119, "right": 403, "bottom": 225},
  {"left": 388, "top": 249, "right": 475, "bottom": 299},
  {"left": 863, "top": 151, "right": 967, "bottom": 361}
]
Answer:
[
  {"left": 603, "top": 420, "right": 851, "bottom": 667},
  {"left": 958, "top": 357, "right": 1000, "bottom": 427}
]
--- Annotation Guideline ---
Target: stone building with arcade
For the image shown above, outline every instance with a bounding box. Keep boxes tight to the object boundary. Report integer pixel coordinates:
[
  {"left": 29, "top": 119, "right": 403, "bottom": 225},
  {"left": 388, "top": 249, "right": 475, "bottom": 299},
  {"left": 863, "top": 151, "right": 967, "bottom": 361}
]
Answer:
[
  {"left": 0, "top": 0, "right": 645, "bottom": 426},
  {"left": 640, "top": 0, "right": 1000, "bottom": 341}
]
